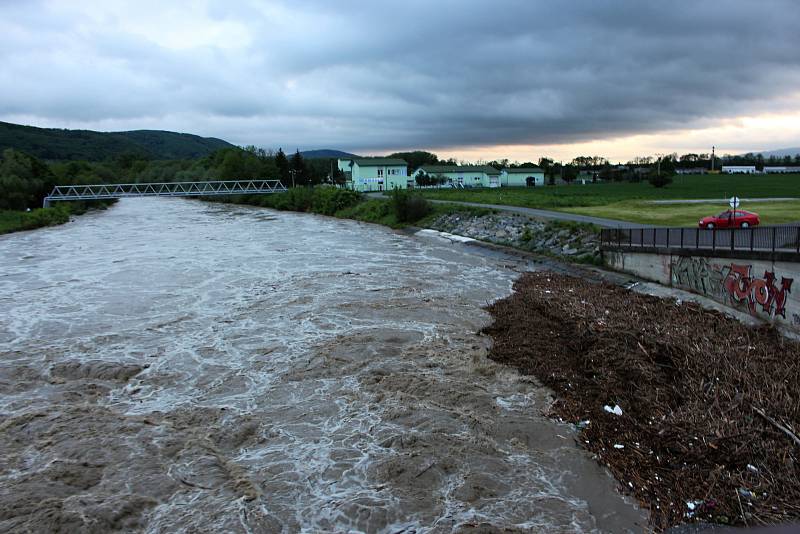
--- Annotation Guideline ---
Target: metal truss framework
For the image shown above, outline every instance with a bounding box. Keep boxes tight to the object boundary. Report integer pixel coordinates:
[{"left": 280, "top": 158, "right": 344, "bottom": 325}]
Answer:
[{"left": 43, "top": 180, "right": 287, "bottom": 207}]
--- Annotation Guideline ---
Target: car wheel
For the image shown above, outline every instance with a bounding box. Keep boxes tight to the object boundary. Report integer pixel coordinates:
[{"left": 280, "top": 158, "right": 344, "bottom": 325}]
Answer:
[
  {"left": 706, "top": 223, "right": 714, "bottom": 229},
  {"left": 740, "top": 222, "right": 749, "bottom": 228}
]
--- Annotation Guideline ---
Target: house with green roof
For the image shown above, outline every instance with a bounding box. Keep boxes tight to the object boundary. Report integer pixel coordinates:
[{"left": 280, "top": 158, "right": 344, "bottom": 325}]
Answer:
[
  {"left": 500, "top": 166, "right": 545, "bottom": 187},
  {"left": 411, "top": 165, "right": 501, "bottom": 188},
  {"left": 338, "top": 158, "right": 409, "bottom": 191}
]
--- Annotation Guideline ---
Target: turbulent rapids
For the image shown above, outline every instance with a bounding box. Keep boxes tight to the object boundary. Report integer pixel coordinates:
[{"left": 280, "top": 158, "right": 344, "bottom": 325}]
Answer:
[{"left": 0, "top": 198, "right": 645, "bottom": 533}]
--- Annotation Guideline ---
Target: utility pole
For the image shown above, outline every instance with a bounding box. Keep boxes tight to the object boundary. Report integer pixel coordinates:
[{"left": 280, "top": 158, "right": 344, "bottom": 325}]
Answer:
[
  {"left": 289, "top": 169, "right": 296, "bottom": 188},
  {"left": 711, "top": 146, "right": 716, "bottom": 172},
  {"left": 655, "top": 153, "right": 664, "bottom": 176}
]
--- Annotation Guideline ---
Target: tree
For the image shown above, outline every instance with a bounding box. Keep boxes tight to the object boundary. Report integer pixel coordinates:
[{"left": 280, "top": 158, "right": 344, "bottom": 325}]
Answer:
[
  {"left": 562, "top": 164, "right": 578, "bottom": 184},
  {"left": 290, "top": 149, "right": 307, "bottom": 186},
  {"left": 331, "top": 167, "right": 346, "bottom": 186},
  {"left": 415, "top": 171, "right": 432, "bottom": 188},
  {"left": 538, "top": 157, "right": 555, "bottom": 185},
  {"left": 0, "top": 149, "right": 58, "bottom": 210},
  {"left": 571, "top": 156, "right": 594, "bottom": 168},
  {"left": 388, "top": 151, "right": 439, "bottom": 172},
  {"left": 218, "top": 149, "right": 245, "bottom": 181},
  {"left": 649, "top": 173, "right": 673, "bottom": 188},
  {"left": 274, "top": 148, "right": 290, "bottom": 184},
  {"left": 649, "top": 156, "right": 674, "bottom": 188}
]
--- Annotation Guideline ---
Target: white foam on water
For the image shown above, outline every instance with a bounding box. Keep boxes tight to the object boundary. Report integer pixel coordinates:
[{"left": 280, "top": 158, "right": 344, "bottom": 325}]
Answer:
[{"left": 0, "top": 198, "right": 646, "bottom": 533}]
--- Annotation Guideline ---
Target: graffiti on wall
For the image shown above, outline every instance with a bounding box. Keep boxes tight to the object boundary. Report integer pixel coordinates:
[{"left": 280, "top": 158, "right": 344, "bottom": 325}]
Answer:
[
  {"left": 670, "top": 257, "right": 794, "bottom": 320},
  {"left": 671, "top": 256, "right": 724, "bottom": 297},
  {"left": 722, "top": 264, "right": 794, "bottom": 318}
]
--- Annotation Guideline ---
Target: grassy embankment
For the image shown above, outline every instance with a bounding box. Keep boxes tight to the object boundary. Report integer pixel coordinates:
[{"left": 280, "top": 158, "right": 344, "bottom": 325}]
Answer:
[
  {"left": 217, "top": 187, "right": 493, "bottom": 229},
  {"left": 417, "top": 174, "right": 800, "bottom": 226},
  {"left": 0, "top": 202, "right": 114, "bottom": 235}
]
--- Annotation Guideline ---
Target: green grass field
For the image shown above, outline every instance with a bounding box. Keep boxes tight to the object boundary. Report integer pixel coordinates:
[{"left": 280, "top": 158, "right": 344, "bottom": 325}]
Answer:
[
  {"left": 416, "top": 174, "right": 800, "bottom": 225},
  {"left": 560, "top": 200, "right": 800, "bottom": 226}
]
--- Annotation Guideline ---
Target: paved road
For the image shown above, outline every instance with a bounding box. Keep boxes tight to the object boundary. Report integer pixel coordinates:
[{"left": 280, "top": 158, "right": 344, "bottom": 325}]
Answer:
[{"left": 428, "top": 199, "right": 658, "bottom": 228}]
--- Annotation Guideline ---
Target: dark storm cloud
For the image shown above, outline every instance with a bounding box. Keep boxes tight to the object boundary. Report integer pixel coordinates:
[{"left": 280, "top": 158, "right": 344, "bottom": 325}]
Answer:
[{"left": 1, "top": 0, "right": 799, "bottom": 151}]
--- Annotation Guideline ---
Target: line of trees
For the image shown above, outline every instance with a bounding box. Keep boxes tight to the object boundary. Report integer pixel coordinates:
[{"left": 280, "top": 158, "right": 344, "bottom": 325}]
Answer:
[
  {"left": 0, "top": 141, "right": 369, "bottom": 210},
  {"left": 5, "top": 141, "right": 800, "bottom": 212}
]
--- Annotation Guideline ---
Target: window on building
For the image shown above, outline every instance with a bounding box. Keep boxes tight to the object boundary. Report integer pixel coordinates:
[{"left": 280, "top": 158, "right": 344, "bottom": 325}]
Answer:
[{"left": 377, "top": 169, "right": 384, "bottom": 177}]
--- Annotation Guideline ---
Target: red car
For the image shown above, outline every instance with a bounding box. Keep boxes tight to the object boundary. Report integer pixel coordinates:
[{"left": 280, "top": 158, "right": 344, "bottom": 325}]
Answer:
[{"left": 698, "top": 209, "right": 760, "bottom": 228}]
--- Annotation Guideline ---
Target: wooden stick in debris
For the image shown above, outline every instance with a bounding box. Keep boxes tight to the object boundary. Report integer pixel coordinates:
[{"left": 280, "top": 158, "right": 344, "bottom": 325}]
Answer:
[{"left": 752, "top": 406, "right": 800, "bottom": 447}]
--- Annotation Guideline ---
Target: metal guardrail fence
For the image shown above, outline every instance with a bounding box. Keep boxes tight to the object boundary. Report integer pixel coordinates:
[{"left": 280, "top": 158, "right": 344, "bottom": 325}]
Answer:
[
  {"left": 43, "top": 180, "right": 287, "bottom": 207},
  {"left": 601, "top": 225, "right": 800, "bottom": 255}
]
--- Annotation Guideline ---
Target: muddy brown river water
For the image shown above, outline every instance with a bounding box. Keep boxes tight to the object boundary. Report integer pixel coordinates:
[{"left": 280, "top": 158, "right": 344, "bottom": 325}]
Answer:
[{"left": 0, "top": 198, "right": 646, "bottom": 533}]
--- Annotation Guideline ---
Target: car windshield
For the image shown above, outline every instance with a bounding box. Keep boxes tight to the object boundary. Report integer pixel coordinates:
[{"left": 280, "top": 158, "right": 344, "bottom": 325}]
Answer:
[{"left": 716, "top": 211, "right": 730, "bottom": 218}]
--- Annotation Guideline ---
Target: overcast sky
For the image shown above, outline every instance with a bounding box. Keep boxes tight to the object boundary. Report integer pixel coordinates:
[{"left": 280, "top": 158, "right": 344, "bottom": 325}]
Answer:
[{"left": 2, "top": 0, "right": 800, "bottom": 161}]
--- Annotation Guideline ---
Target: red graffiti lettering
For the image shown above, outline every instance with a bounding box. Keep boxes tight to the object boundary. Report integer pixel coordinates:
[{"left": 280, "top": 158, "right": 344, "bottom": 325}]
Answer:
[{"left": 722, "top": 264, "right": 793, "bottom": 318}]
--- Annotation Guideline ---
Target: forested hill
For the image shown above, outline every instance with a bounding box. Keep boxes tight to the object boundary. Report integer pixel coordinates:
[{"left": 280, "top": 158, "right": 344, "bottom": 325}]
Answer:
[
  {"left": 0, "top": 121, "right": 234, "bottom": 161},
  {"left": 300, "top": 149, "right": 359, "bottom": 159}
]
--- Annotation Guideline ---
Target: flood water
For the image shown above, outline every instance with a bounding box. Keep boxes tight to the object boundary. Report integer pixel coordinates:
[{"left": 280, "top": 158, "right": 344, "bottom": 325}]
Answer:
[{"left": 0, "top": 198, "right": 646, "bottom": 533}]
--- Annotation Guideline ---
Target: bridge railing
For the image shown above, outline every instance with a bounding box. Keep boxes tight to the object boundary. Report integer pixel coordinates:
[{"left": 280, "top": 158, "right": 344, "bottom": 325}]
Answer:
[
  {"left": 601, "top": 225, "right": 800, "bottom": 255},
  {"left": 43, "top": 180, "right": 287, "bottom": 206}
]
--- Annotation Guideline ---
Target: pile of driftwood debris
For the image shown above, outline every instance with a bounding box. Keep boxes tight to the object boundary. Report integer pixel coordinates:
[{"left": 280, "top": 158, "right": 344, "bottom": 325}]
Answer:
[{"left": 483, "top": 271, "right": 800, "bottom": 531}]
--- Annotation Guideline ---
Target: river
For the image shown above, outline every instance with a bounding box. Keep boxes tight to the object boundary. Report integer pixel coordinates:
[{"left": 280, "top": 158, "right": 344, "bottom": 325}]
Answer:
[{"left": 0, "top": 198, "right": 646, "bottom": 533}]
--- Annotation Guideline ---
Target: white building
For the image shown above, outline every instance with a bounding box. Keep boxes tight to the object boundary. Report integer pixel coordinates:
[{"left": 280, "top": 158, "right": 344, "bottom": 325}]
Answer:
[
  {"left": 338, "top": 158, "right": 409, "bottom": 191},
  {"left": 721, "top": 166, "right": 757, "bottom": 174},
  {"left": 500, "top": 167, "right": 545, "bottom": 186},
  {"left": 411, "top": 165, "right": 501, "bottom": 188},
  {"left": 763, "top": 166, "right": 800, "bottom": 173}
]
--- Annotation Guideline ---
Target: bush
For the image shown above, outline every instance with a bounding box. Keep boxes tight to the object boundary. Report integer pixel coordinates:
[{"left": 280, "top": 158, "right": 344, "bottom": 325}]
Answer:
[
  {"left": 310, "top": 187, "right": 361, "bottom": 216},
  {"left": 649, "top": 173, "right": 673, "bottom": 188},
  {"left": 335, "top": 199, "right": 394, "bottom": 225},
  {"left": 270, "top": 187, "right": 315, "bottom": 211},
  {"left": 0, "top": 205, "right": 70, "bottom": 234},
  {"left": 520, "top": 226, "right": 534, "bottom": 242},
  {"left": 245, "top": 187, "right": 361, "bottom": 215},
  {"left": 390, "top": 188, "right": 432, "bottom": 223}
]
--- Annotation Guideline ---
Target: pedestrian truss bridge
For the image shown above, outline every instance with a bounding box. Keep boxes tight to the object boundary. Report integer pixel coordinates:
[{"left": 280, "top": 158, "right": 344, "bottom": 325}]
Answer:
[{"left": 43, "top": 180, "right": 287, "bottom": 207}]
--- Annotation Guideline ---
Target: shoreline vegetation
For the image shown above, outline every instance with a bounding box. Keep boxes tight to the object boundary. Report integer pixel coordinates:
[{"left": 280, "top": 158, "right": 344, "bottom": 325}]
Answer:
[
  {"left": 211, "top": 187, "right": 602, "bottom": 265},
  {"left": 0, "top": 201, "right": 115, "bottom": 235},
  {"left": 210, "top": 187, "right": 495, "bottom": 229},
  {"left": 483, "top": 272, "right": 800, "bottom": 531}
]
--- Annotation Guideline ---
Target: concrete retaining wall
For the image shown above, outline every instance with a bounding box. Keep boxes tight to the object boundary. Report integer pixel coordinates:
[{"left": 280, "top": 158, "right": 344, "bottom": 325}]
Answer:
[{"left": 606, "top": 251, "right": 800, "bottom": 334}]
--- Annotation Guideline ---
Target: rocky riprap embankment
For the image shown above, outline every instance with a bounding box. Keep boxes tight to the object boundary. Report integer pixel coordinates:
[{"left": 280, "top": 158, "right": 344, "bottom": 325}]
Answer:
[{"left": 429, "top": 212, "right": 601, "bottom": 263}]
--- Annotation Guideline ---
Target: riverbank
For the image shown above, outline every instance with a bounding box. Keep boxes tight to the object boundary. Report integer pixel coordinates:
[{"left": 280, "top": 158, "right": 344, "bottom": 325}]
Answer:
[
  {"left": 428, "top": 212, "right": 601, "bottom": 265},
  {"left": 482, "top": 271, "right": 800, "bottom": 532},
  {"left": 0, "top": 201, "right": 115, "bottom": 235},
  {"left": 217, "top": 190, "right": 601, "bottom": 265},
  {"left": 211, "top": 188, "right": 493, "bottom": 228}
]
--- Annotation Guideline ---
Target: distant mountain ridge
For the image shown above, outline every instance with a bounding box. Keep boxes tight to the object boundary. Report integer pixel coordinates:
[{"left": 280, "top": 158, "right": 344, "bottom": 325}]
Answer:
[
  {"left": 751, "top": 147, "right": 800, "bottom": 158},
  {"left": 299, "top": 149, "right": 359, "bottom": 159},
  {"left": 0, "top": 121, "right": 234, "bottom": 161}
]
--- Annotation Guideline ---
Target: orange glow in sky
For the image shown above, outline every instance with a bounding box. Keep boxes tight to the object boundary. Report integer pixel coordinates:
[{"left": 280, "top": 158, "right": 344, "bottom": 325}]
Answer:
[{"left": 426, "top": 110, "right": 800, "bottom": 164}]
